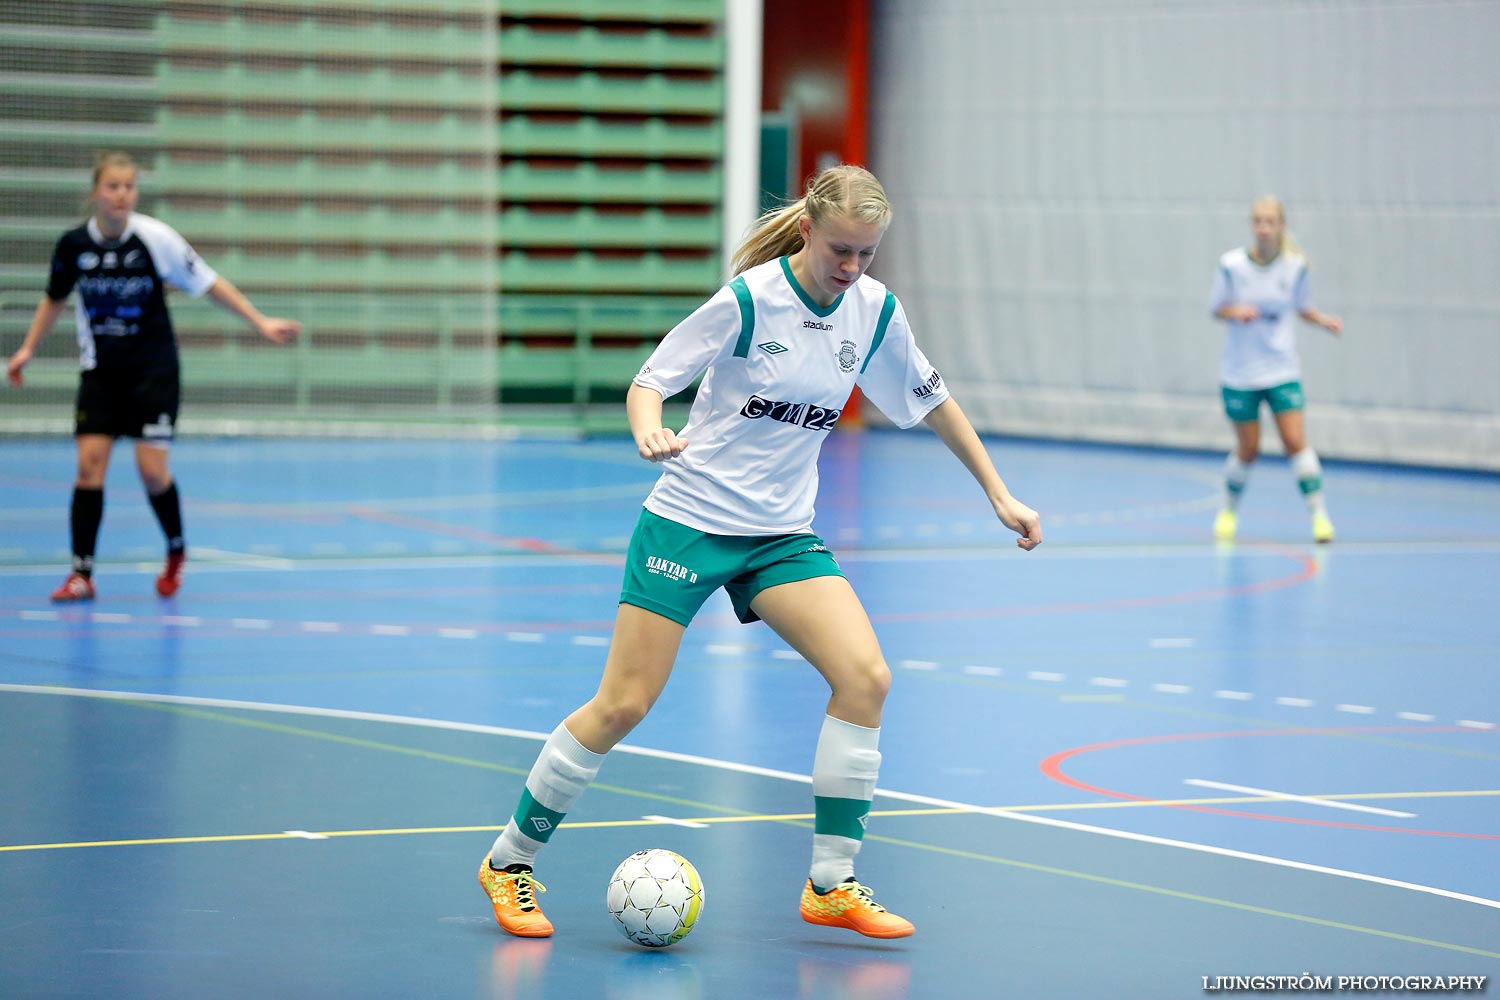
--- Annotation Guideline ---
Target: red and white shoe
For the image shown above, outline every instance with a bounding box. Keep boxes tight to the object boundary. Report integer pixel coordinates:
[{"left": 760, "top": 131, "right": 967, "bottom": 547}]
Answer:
[
  {"left": 50, "top": 573, "right": 96, "bottom": 603},
  {"left": 156, "top": 551, "right": 186, "bottom": 597}
]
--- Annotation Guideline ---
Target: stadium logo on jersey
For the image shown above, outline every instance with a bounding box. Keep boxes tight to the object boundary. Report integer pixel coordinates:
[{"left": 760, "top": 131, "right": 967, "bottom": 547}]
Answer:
[
  {"left": 740, "top": 394, "right": 841, "bottom": 431},
  {"left": 758, "top": 341, "right": 787, "bottom": 355},
  {"left": 646, "top": 555, "right": 698, "bottom": 584},
  {"left": 102, "top": 252, "right": 119, "bottom": 270},
  {"left": 802, "top": 320, "right": 834, "bottom": 331},
  {"left": 912, "top": 370, "right": 944, "bottom": 399},
  {"left": 837, "top": 339, "right": 859, "bottom": 373},
  {"left": 77, "top": 252, "right": 100, "bottom": 271}
]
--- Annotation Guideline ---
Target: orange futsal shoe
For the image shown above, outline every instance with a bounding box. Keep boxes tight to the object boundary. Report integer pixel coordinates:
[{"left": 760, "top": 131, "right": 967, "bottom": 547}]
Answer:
[
  {"left": 800, "top": 879, "right": 915, "bottom": 939},
  {"left": 479, "top": 856, "right": 553, "bottom": 938},
  {"left": 156, "top": 551, "right": 186, "bottom": 597},
  {"left": 50, "top": 573, "right": 95, "bottom": 603}
]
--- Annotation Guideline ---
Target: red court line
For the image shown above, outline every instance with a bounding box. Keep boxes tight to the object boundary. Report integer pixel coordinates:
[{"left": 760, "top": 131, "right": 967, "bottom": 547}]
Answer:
[
  {"left": 344, "top": 505, "right": 566, "bottom": 552},
  {"left": 1041, "top": 726, "right": 1500, "bottom": 839},
  {"left": 875, "top": 542, "right": 1319, "bottom": 623}
]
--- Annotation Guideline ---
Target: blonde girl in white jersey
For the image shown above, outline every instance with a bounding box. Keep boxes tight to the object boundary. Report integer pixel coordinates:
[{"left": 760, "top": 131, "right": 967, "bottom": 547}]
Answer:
[
  {"left": 477, "top": 165, "right": 1041, "bottom": 941},
  {"left": 1209, "top": 195, "right": 1343, "bottom": 543}
]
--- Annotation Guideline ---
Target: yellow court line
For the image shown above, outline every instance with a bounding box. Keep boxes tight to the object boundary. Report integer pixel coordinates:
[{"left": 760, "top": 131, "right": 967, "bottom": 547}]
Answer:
[
  {"left": 7, "top": 789, "right": 1499, "bottom": 853},
  {"left": 4, "top": 812, "right": 1494, "bottom": 960}
]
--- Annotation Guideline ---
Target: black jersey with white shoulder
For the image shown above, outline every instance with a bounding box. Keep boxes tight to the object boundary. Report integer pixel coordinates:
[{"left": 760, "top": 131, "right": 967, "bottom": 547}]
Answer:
[{"left": 45, "top": 213, "right": 219, "bottom": 375}]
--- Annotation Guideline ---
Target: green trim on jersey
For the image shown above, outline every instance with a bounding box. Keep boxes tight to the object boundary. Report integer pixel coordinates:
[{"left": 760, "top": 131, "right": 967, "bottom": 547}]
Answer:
[
  {"left": 860, "top": 291, "right": 897, "bottom": 375},
  {"left": 779, "top": 256, "right": 843, "bottom": 317},
  {"left": 729, "top": 276, "right": 756, "bottom": 358}
]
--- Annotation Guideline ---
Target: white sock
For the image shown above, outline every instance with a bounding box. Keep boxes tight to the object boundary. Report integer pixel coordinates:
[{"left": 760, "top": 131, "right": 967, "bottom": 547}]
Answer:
[
  {"left": 1289, "top": 448, "right": 1328, "bottom": 516},
  {"left": 1223, "top": 452, "right": 1251, "bottom": 511},
  {"left": 809, "top": 715, "right": 882, "bottom": 890},
  {"left": 489, "top": 722, "right": 605, "bottom": 868}
]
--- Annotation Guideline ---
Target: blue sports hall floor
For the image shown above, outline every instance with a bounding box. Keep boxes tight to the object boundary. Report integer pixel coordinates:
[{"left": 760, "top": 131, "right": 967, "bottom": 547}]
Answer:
[{"left": 1, "top": 430, "right": 1497, "bottom": 999}]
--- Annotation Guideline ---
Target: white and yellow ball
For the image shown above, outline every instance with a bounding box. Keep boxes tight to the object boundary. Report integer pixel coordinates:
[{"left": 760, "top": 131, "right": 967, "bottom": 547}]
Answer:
[{"left": 606, "top": 849, "right": 705, "bottom": 948}]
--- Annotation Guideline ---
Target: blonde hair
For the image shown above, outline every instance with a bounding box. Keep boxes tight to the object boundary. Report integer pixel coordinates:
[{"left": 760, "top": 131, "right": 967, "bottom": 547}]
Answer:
[
  {"left": 1250, "top": 194, "right": 1304, "bottom": 261},
  {"left": 91, "top": 150, "right": 138, "bottom": 188},
  {"left": 731, "top": 164, "right": 892, "bottom": 276}
]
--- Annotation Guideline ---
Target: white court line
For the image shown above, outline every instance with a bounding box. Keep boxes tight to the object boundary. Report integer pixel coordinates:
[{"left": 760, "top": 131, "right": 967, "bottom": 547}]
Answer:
[
  {"left": 2, "top": 683, "right": 1495, "bottom": 912},
  {"left": 642, "top": 815, "right": 710, "bottom": 829},
  {"left": 188, "top": 546, "right": 298, "bottom": 569},
  {"left": 1185, "top": 779, "right": 1417, "bottom": 818}
]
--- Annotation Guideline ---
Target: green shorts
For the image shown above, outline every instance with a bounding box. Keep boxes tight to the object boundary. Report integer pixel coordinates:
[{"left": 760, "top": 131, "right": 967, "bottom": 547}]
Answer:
[
  {"left": 620, "top": 507, "right": 845, "bottom": 626},
  {"left": 1221, "top": 381, "right": 1305, "bottom": 422}
]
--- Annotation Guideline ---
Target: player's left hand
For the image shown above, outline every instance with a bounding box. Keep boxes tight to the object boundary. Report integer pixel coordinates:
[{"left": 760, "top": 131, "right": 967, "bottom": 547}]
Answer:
[{"left": 994, "top": 495, "right": 1041, "bottom": 550}]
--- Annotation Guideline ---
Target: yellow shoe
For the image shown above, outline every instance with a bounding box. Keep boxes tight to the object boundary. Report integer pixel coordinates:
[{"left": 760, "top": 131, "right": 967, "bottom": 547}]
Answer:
[
  {"left": 800, "top": 879, "right": 914, "bottom": 939},
  {"left": 1312, "top": 512, "right": 1334, "bottom": 544},
  {"left": 1213, "top": 509, "right": 1237, "bottom": 541},
  {"left": 479, "top": 856, "right": 553, "bottom": 937}
]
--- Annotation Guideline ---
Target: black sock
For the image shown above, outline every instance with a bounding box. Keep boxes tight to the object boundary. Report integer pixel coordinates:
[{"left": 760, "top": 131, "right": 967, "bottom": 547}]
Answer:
[
  {"left": 148, "top": 481, "right": 186, "bottom": 554},
  {"left": 70, "top": 487, "right": 104, "bottom": 578}
]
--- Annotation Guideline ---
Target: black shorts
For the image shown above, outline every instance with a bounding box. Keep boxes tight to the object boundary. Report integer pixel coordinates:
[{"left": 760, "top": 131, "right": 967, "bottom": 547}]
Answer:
[{"left": 75, "top": 368, "right": 181, "bottom": 443}]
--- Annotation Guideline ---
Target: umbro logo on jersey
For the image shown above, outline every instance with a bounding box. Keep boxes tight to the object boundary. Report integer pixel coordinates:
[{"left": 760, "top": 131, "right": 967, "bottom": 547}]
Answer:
[{"left": 758, "top": 341, "right": 787, "bottom": 355}]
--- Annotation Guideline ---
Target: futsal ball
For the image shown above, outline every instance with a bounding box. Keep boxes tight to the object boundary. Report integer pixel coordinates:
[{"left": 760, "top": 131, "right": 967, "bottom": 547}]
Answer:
[{"left": 606, "top": 849, "right": 705, "bottom": 948}]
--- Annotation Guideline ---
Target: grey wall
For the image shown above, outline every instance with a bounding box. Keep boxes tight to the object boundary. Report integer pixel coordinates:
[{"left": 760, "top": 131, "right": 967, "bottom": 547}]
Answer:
[{"left": 870, "top": 0, "right": 1500, "bottom": 469}]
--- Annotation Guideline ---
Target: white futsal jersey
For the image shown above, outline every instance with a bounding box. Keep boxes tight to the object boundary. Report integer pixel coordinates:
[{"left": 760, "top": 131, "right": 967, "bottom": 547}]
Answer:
[
  {"left": 634, "top": 256, "right": 949, "bottom": 535},
  {"left": 1208, "top": 247, "right": 1312, "bottom": 390}
]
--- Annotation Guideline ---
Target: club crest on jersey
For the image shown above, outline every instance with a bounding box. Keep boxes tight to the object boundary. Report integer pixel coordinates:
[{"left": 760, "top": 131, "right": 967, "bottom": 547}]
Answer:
[
  {"left": 837, "top": 340, "right": 859, "bottom": 373},
  {"left": 758, "top": 341, "right": 787, "bottom": 355}
]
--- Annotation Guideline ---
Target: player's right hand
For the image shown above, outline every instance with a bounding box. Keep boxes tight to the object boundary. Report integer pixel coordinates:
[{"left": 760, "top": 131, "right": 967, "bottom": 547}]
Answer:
[{"left": 637, "top": 428, "right": 688, "bottom": 462}]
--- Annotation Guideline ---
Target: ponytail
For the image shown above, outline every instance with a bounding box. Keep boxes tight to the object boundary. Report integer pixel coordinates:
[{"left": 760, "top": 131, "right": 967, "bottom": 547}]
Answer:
[{"left": 730, "top": 164, "right": 892, "bottom": 276}]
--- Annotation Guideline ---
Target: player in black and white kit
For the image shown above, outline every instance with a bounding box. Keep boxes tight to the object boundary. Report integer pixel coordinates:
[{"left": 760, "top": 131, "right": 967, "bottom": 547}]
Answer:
[
  {"left": 477, "top": 165, "right": 1041, "bottom": 941},
  {"left": 5, "top": 151, "right": 299, "bottom": 601}
]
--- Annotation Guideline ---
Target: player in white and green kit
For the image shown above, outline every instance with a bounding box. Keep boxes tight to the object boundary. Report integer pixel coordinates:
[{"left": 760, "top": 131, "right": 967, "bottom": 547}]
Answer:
[
  {"left": 478, "top": 165, "right": 1041, "bottom": 940},
  {"left": 1208, "top": 195, "right": 1343, "bottom": 543}
]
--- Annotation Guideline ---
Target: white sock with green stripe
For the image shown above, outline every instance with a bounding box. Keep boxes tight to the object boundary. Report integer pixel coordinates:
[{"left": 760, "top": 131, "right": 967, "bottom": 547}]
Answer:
[
  {"left": 490, "top": 722, "right": 605, "bottom": 869},
  {"left": 1289, "top": 448, "right": 1328, "bottom": 516},
  {"left": 1223, "top": 451, "right": 1251, "bottom": 510},
  {"left": 810, "top": 714, "right": 881, "bottom": 892}
]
